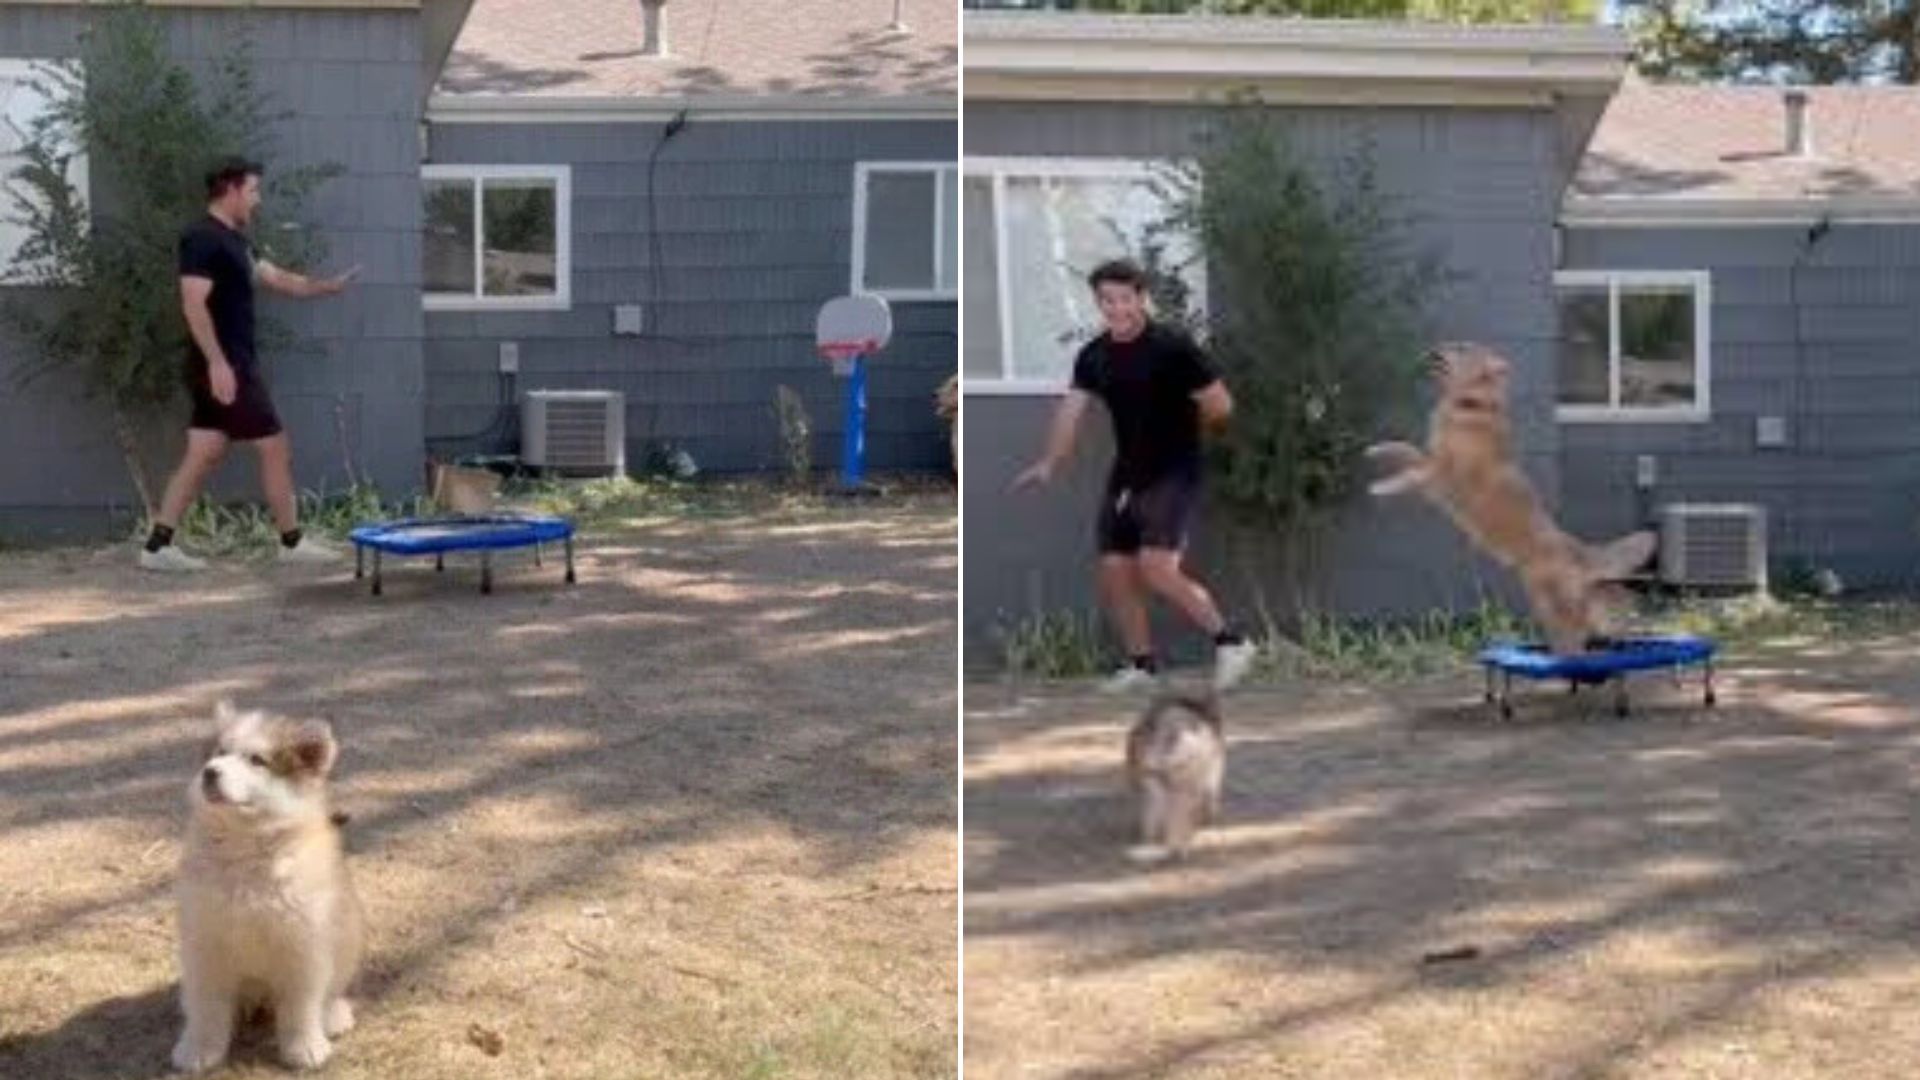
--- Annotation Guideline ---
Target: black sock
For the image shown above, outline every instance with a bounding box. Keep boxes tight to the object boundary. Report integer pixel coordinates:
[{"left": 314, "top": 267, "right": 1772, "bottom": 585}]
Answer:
[
  {"left": 144, "top": 525, "right": 174, "bottom": 553},
  {"left": 280, "top": 528, "right": 302, "bottom": 549},
  {"left": 1129, "top": 653, "right": 1157, "bottom": 673},
  {"left": 1214, "top": 628, "right": 1244, "bottom": 648}
]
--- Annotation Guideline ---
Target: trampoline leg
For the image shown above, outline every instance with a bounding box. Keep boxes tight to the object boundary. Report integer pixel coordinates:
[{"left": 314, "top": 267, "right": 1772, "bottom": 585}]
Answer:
[
  {"left": 564, "top": 537, "right": 576, "bottom": 585},
  {"left": 534, "top": 542, "right": 543, "bottom": 568},
  {"left": 1704, "top": 660, "right": 1717, "bottom": 708},
  {"left": 1613, "top": 676, "right": 1629, "bottom": 718},
  {"left": 481, "top": 550, "right": 493, "bottom": 595},
  {"left": 354, "top": 545, "right": 363, "bottom": 580},
  {"left": 435, "top": 552, "right": 444, "bottom": 573},
  {"left": 1483, "top": 665, "right": 1494, "bottom": 704},
  {"left": 371, "top": 550, "right": 382, "bottom": 597},
  {"left": 1499, "top": 670, "right": 1514, "bottom": 720}
]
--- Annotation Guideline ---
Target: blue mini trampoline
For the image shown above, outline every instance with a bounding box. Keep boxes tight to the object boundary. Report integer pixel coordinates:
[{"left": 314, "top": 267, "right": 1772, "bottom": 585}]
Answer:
[
  {"left": 1477, "top": 635, "right": 1717, "bottom": 718},
  {"left": 349, "top": 515, "right": 576, "bottom": 596}
]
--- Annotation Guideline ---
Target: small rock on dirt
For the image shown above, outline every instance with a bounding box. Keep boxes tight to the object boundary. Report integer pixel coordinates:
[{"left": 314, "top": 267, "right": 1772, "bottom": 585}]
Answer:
[
  {"left": 1421, "top": 945, "right": 1482, "bottom": 965},
  {"left": 467, "top": 1022, "right": 505, "bottom": 1057}
]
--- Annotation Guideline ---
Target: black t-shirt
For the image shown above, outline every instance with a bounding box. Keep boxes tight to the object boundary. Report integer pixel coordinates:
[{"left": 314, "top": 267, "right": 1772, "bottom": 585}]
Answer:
[
  {"left": 178, "top": 215, "right": 258, "bottom": 371},
  {"left": 1071, "top": 321, "right": 1220, "bottom": 488}
]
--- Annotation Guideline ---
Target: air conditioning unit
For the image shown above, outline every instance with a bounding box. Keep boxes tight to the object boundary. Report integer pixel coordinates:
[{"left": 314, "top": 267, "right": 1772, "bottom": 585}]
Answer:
[
  {"left": 1658, "top": 503, "right": 1767, "bottom": 590},
  {"left": 522, "top": 390, "right": 626, "bottom": 477}
]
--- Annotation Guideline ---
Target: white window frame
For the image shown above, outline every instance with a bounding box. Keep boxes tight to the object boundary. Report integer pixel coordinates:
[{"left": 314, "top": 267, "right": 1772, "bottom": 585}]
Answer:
[
  {"left": 851, "top": 161, "right": 957, "bottom": 302},
  {"left": 0, "top": 58, "right": 88, "bottom": 286},
  {"left": 1553, "top": 269, "right": 1712, "bottom": 424},
  {"left": 422, "top": 164, "right": 571, "bottom": 312},
  {"left": 963, "top": 156, "right": 1200, "bottom": 396}
]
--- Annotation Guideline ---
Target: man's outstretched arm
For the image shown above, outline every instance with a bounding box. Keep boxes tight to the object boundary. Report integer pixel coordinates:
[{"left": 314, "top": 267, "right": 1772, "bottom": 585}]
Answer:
[
  {"left": 257, "top": 260, "right": 360, "bottom": 299},
  {"left": 1012, "top": 389, "right": 1091, "bottom": 490}
]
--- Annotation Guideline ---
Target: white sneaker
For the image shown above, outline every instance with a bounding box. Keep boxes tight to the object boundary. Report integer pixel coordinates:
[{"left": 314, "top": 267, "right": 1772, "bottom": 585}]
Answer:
[
  {"left": 278, "top": 535, "right": 344, "bottom": 565},
  {"left": 1214, "top": 640, "right": 1258, "bottom": 691},
  {"left": 138, "top": 545, "right": 208, "bottom": 573},
  {"left": 1099, "top": 665, "right": 1160, "bottom": 695}
]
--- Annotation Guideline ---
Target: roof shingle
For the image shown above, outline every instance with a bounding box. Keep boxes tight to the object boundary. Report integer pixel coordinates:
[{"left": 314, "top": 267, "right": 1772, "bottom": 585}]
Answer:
[
  {"left": 436, "top": 0, "right": 956, "bottom": 99},
  {"left": 1574, "top": 78, "right": 1920, "bottom": 203}
]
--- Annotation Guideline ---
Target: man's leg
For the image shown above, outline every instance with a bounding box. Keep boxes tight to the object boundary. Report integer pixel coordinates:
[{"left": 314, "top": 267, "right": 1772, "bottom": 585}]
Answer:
[
  {"left": 254, "top": 433, "right": 299, "bottom": 535},
  {"left": 155, "top": 429, "right": 230, "bottom": 530},
  {"left": 255, "top": 433, "right": 343, "bottom": 562},
  {"left": 142, "top": 430, "right": 229, "bottom": 570},
  {"left": 1132, "top": 473, "right": 1256, "bottom": 690},
  {"left": 1094, "top": 491, "right": 1157, "bottom": 692},
  {"left": 1098, "top": 554, "right": 1153, "bottom": 661},
  {"left": 1136, "top": 547, "right": 1228, "bottom": 638}
]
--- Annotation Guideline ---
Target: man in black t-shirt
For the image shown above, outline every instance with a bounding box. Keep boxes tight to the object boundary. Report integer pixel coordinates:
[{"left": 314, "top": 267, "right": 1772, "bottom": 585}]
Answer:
[
  {"left": 1014, "top": 259, "right": 1255, "bottom": 692},
  {"left": 140, "top": 157, "right": 361, "bottom": 572}
]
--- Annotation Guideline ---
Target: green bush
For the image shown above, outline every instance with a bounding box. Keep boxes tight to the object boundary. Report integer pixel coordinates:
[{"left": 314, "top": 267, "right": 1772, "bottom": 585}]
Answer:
[{"left": 1153, "top": 96, "right": 1448, "bottom": 606}]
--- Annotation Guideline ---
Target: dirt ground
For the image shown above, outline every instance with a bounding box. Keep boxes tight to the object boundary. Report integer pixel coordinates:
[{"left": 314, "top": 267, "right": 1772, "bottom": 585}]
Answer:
[
  {"left": 0, "top": 493, "right": 957, "bottom": 1079},
  {"left": 966, "top": 629, "right": 1920, "bottom": 1080}
]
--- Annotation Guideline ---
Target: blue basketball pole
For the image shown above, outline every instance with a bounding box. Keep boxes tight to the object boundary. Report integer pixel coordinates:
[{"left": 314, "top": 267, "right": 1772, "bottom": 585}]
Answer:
[{"left": 841, "top": 354, "right": 867, "bottom": 489}]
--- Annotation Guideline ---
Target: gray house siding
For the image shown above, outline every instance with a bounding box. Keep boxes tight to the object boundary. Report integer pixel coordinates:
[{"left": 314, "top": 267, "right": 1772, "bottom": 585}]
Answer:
[
  {"left": 1560, "top": 224, "right": 1920, "bottom": 589},
  {"left": 0, "top": 4, "right": 425, "bottom": 539},
  {"left": 963, "top": 100, "right": 1581, "bottom": 655},
  {"left": 423, "top": 118, "right": 958, "bottom": 475}
]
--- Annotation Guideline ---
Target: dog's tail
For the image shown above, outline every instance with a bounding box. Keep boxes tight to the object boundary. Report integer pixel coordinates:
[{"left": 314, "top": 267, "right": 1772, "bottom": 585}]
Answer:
[{"left": 1584, "top": 530, "right": 1657, "bottom": 583}]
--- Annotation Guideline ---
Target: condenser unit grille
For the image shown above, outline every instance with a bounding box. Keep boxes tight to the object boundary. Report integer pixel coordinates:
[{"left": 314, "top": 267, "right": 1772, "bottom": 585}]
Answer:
[
  {"left": 522, "top": 390, "right": 626, "bottom": 476},
  {"left": 1659, "top": 503, "right": 1767, "bottom": 589},
  {"left": 543, "top": 401, "right": 611, "bottom": 467}
]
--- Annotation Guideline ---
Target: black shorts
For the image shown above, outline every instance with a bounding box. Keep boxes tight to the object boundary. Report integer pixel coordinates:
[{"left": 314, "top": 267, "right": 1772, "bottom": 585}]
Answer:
[
  {"left": 1096, "top": 470, "right": 1200, "bottom": 555},
  {"left": 186, "top": 361, "right": 282, "bottom": 441}
]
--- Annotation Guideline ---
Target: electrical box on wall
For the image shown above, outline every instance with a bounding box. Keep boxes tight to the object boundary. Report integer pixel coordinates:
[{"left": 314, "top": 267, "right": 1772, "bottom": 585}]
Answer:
[
  {"left": 614, "top": 305, "right": 643, "bottom": 336},
  {"left": 1635, "top": 454, "right": 1658, "bottom": 489},
  {"left": 498, "top": 341, "right": 519, "bottom": 374},
  {"left": 1756, "top": 415, "right": 1788, "bottom": 448}
]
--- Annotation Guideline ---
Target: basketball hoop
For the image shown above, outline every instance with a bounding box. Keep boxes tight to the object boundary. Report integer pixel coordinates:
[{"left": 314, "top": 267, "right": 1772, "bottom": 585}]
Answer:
[
  {"left": 814, "top": 296, "right": 893, "bottom": 492},
  {"left": 819, "top": 338, "right": 880, "bottom": 378}
]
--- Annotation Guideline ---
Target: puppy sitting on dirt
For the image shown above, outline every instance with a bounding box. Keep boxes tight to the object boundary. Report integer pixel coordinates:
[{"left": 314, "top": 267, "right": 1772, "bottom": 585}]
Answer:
[
  {"left": 1125, "top": 692, "right": 1226, "bottom": 864},
  {"left": 173, "top": 701, "right": 366, "bottom": 1073}
]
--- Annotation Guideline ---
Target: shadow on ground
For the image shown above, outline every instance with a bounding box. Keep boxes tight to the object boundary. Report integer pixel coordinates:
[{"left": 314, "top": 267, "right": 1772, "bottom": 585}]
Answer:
[
  {"left": 965, "top": 633, "right": 1920, "bottom": 1079},
  {"left": 0, "top": 495, "right": 958, "bottom": 1079}
]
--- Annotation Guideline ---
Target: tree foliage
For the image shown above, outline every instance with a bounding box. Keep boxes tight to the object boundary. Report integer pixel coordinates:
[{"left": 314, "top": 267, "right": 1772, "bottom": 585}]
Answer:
[
  {"left": 1154, "top": 98, "right": 1445, "bottom": 537},
  {"left": 1622, "top": 0, "right": 1920, "bottom": 84},
  {"left": 963, "top": 0, "right": 1599, "bottom": 22}
]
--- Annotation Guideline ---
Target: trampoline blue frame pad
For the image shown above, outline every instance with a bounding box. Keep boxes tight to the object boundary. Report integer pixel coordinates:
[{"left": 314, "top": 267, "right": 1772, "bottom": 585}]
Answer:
[
  {"left": 1477, "top": 636, "right": 1716, "bottom": 682},
  {"left": 350, "top": 516, "right": 574, "bottom": 556}
]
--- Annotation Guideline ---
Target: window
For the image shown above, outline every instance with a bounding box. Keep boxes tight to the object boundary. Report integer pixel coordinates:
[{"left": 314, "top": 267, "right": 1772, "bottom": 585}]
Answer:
[
  {"left": 852, "top": 162, "right": 957, "bottom": 301},
  {"left": 0, "top": 59, "right": 87, "bottom": 280},
  {"left": 422, "top": 165, "right": 571, "bottom": 310},
  {"left": 1554, "top": 270, "right": 1711, "bottom": 422},
  {"left": 963, "top": 158, "right": 1203, "bottom": 392}
]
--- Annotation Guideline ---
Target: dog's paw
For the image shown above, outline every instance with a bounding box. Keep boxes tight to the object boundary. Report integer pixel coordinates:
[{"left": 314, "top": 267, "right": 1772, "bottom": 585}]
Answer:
[
  {"left": 1368, "top": 472, "right": 1427, "bottom": 497},
  {"left": 170, "top": 1033, "right": 228, "bottom": 1074},
  {"left": 1125, "top": 844, "right": 1173, "bottom": 866},
  {"left": 279, "top": 1031, "right": 334, "bottom": 1070},
  {"left": 325, "top": 998, "right": 356, "bottom": 1038}
]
